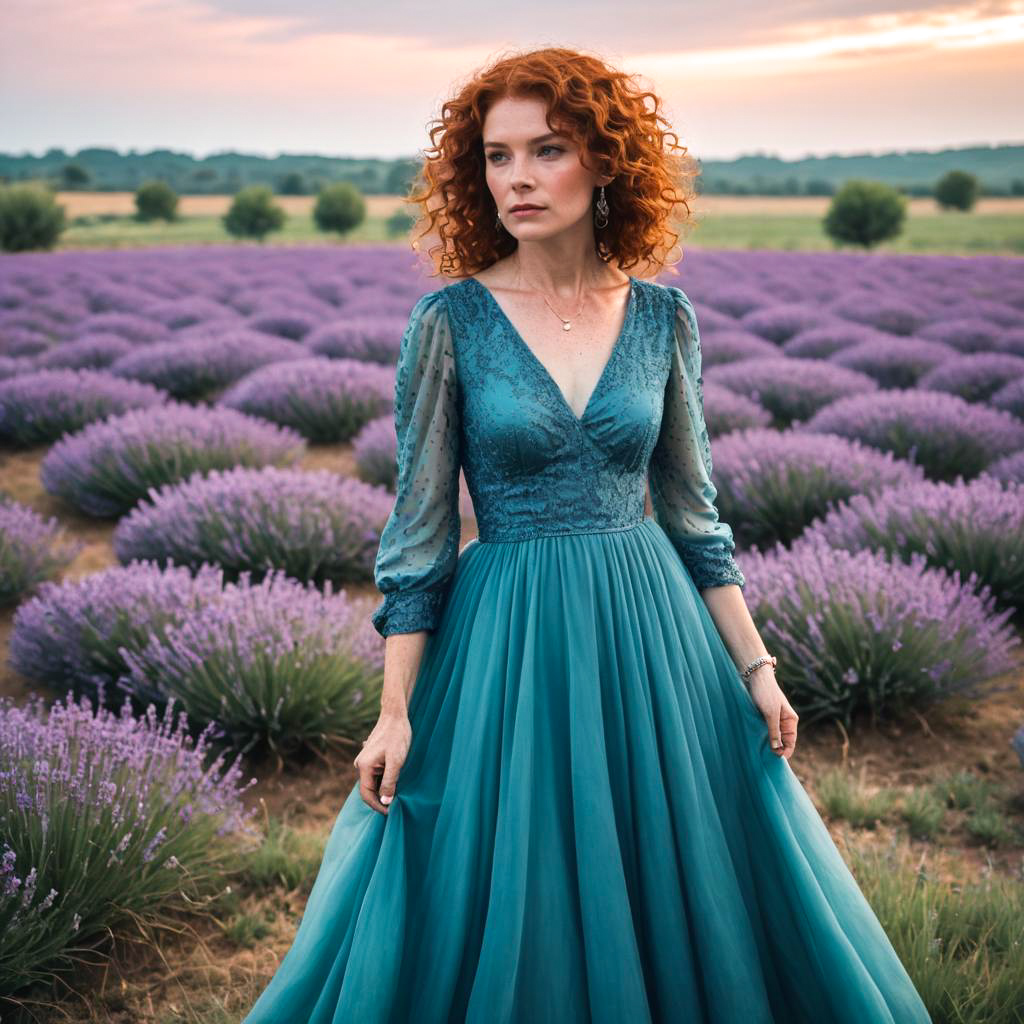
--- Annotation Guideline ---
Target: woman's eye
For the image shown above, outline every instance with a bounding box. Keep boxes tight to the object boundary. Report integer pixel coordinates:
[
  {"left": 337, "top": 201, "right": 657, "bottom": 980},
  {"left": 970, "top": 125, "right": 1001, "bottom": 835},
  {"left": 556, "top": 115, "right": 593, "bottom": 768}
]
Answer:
[{"left": 487, "top": 146, "right": 562, "bottom": 163}]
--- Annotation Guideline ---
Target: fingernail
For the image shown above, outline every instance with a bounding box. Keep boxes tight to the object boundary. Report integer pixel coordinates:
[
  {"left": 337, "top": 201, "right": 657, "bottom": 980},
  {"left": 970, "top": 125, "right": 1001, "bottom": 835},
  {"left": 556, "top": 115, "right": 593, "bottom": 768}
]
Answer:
[{"left": 381, "top": 794, "right": 392, "bottom": 805}]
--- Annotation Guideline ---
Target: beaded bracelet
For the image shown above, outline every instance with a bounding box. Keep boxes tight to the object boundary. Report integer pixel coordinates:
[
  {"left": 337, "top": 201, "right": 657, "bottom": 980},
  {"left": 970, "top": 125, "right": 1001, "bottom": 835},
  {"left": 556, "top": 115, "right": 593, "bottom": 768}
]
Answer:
[{"left": 740, "top": 654, "right": 777, "bottom": 683}]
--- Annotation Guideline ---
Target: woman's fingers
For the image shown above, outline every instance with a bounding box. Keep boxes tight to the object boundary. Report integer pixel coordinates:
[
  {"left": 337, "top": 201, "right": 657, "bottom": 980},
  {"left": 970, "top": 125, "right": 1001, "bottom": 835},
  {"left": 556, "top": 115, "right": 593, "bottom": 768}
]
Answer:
[
  {"left": 768, "top": 706, "right": 784, "bottom": 754},
  {"left": 778, "top": 703, "right": 799, "bottom": 759},
  {"left": 358, "top": 760, "right": 390, "bottom": 815}
]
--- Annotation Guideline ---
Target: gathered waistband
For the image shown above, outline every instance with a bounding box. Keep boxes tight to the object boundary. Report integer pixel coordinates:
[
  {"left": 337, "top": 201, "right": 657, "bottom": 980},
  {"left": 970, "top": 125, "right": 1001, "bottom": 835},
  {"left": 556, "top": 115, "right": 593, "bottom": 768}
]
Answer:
[{"left": 472, "top": 517, "right": 649, "bottom": 546}]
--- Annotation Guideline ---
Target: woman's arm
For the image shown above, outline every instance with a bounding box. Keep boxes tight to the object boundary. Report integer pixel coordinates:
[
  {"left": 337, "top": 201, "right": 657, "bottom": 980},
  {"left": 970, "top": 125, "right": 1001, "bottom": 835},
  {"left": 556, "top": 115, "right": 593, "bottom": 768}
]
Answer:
[{"left": 649, "top": 287, "right": 797, "bottom": 757}]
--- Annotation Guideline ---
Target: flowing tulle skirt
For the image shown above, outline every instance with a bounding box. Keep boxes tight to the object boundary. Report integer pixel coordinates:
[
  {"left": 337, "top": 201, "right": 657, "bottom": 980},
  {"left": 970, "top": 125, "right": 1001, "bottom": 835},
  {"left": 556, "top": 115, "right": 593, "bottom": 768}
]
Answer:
[{"left": 242, "top": 517, "right": 932, "bottom": 1024}]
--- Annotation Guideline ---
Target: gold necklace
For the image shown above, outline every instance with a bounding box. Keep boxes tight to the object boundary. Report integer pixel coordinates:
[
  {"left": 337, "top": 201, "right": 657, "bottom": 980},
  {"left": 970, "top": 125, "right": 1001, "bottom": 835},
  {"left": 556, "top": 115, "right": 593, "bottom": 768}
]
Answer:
[{"left": 515, "top": 256, "right": 588, "bottom": 332}]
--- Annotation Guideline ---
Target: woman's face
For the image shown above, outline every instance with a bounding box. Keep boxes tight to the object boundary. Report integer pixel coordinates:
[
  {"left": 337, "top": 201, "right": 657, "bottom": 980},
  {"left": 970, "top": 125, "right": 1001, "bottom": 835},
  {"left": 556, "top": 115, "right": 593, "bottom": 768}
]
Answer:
[{"left": 482, "top": 94, "right": 609, "bottom": 242}]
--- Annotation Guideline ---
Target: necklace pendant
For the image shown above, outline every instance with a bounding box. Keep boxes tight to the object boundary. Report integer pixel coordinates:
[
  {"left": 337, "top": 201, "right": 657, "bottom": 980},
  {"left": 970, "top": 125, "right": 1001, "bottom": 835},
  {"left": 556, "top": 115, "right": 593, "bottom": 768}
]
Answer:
[{"left": 562, "top": 322, "right": 572, "bottom": 331}]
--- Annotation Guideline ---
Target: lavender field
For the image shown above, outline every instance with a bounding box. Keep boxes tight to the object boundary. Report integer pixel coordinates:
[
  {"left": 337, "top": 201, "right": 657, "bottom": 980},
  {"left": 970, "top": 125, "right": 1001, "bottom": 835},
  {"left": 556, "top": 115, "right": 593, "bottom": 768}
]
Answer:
[{"left": 2, "top": 243, "right": 1024, "bottom": 1020}]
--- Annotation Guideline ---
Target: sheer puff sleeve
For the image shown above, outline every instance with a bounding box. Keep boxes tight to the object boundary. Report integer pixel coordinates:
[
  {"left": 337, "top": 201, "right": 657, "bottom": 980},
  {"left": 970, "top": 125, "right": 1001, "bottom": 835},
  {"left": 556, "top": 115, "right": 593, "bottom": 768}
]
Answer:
[
  {"left": 648, "top": 285, "right": 746, "bottom": 591},
  {"left": 371, "top": 289, "right": 462, "bottom": 637}
]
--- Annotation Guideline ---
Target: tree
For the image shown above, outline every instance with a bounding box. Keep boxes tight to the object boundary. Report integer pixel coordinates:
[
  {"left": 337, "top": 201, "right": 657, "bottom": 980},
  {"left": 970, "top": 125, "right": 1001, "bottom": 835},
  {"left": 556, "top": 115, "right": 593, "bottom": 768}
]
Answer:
[
  {"left": 60, "top": 163, "right": 91, "bottom": 190},
  {"left": 0, "top": 183, "right": 66, "bottom": 252},
  {"left": 934, "top": 169, "right": 979, "bottom": 212},
  {"left": 135, "top": 180, "right": 179, "bottom": 222},
  {"left": 385, "top": 208, "right": 416, "bottom": 238},
  {"left": 278, "top": 171, "right": 307, "bottom": 195},
  {"left": 222, "top": 185, "right": 286, "bottom": 242},
  {"left": 823, "top": 179, "right": 906, "bottom": 249},
  {"left": 312, "top": 182, "right": 366, "bottom": 238}
]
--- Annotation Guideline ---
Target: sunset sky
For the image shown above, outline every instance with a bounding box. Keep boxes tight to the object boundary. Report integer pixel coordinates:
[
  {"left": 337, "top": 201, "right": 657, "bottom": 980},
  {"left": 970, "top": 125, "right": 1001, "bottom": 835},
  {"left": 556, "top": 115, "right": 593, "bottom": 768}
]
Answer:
[{"left": 3, "top": 0, "right": 1022, "bottom": 162}]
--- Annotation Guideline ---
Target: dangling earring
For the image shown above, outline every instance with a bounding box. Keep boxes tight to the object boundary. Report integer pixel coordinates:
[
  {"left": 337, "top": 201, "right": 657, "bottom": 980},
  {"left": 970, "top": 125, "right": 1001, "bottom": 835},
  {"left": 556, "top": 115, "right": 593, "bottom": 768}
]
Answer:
[
  {"left": 495, "top": 210, "right": 502, "bottom": 231},
  {"left": 595, "top": 185, "right": 609, "bottom": 229}
]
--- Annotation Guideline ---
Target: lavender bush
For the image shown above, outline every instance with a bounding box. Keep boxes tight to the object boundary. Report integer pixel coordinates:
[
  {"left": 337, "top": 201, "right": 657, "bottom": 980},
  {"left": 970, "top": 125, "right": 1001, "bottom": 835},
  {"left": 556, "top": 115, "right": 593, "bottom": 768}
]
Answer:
[
  {"left": 989, "top": 376, "right": 1024, "bottom": 419},
  {"left": 827, "top": 291, "right": 929, "bottom": 336},
  {"left": 0, "top": 496, "right": 81, "bottom": 604},
  {"left": 67, "top": 311, "right": 171, "bottom": 345},
  {"left": 916, "top": 318, "right": 1004, "bottom": 354},
  {"left": 109, "top": 330, "right": 308, "bottom": 400},
  {"left": 352, "top": 414, "right": 398, "bottom": 488},
  {"left": 9, "top": 562, "right": 228, "bottom": 711},
  {"left": 782, "top": 323, "right": 892, "bottom": 360},
  {"left": 804, "top": 476, "right": 1024, "bottom": 615},
  {"left": 739, "top": 302, "right": 840, "bottom": 344},
  {"left": 112, "top": 466, "right": 395, "bottom": 585},
  {"left": 703, "top": 381, "right": 773, "bottom": 437},
  {"left": 984, "top": 450, "right": 1024, "bottom": 486},
  {"left": 304, "top": 315, "right": 409, "bottom": 364},
  {"left": 709, "top": 428, "right": 925, "bottom": 548},
  {"left": 994, "top": 327, "right": 1024, "bottom": 357},
  {"left": 704, "top": 358, "right": 879, "bottom": 427},
  {"left": 32, "top": 333, "right": 134, "bottom": 371},
  {"left": 0, "top": 692, "right": 257, "bottom": 997},
  {"left": 220, "top": 357, "right": 395, "bottom": 442},
  {"left": 828, "top": 337, "right": 958, "bottom": 389},
  {"left": 39, "top": 403, "right": 306, "bottom": 517},
  {"left": 741, "top": 535, "right": 1020, "bottom": 728},
  {"left": 700, "top": 329, "right": 782, "bottom": 367},
  {"left": 801, "top": 389, "right": 1024, "bottom": 482},
  {"left": 0, "top": 369, "right": 168, "bottom": 446},
  {"left": 918, "top": 352, "right": 1024, "bottom": 403},
  {"left": 119, "top": 570, "right": 384, "bottom": 758}
]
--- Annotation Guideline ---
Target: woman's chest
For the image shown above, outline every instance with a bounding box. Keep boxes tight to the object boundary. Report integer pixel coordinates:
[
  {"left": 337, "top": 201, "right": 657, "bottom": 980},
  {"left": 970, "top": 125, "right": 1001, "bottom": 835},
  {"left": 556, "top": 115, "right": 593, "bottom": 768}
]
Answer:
[{"left": 448, "top": 282, "right": 675, "bottom": 476}]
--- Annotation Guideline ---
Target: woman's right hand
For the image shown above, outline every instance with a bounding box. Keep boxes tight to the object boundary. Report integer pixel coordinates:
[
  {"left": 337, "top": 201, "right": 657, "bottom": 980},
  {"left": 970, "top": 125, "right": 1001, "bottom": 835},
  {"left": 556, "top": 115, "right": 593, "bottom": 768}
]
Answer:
[{"left": 354, "top": 712, "right": 412, "bottom": 815}]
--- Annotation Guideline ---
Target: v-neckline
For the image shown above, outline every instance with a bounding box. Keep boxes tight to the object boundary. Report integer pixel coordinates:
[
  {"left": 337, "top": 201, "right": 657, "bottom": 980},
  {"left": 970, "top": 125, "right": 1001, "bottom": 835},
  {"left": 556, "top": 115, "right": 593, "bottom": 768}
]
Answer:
[{"left": 467, "top": 274, "right": 638, "bottom": 428}]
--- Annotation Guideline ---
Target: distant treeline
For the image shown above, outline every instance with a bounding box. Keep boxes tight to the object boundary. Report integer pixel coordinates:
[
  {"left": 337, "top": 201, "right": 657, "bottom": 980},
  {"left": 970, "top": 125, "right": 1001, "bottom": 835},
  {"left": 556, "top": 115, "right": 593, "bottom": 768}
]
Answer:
[{"left": 1, "top": 143, "right": 1022, "bottom": 198}]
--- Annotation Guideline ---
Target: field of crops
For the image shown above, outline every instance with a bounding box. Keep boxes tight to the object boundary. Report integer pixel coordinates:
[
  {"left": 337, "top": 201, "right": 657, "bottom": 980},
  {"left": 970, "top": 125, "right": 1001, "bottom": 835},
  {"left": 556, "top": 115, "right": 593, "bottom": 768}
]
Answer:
[{"left": 1, "top": 242, "right": 1023, "bottom": 1021}]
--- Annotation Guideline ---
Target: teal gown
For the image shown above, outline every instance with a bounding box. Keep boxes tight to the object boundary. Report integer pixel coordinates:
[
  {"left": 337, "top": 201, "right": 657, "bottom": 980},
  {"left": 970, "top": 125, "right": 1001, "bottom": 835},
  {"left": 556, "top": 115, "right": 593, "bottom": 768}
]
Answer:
[{"left": 242, "top": 276, "right": 932, "bottom": 1023}]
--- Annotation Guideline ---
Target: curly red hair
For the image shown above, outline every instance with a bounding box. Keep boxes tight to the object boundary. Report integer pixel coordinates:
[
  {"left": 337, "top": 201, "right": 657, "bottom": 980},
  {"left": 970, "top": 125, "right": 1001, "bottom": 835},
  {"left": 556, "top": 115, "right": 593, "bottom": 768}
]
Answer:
[{"left": 405, "top": 46, "right": 699, "bottom": 280}]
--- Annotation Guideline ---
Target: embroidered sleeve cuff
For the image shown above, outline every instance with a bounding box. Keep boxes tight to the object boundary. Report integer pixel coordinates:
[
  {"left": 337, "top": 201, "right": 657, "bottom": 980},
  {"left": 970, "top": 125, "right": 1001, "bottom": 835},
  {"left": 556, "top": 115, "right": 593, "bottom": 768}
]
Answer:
[
  {"left": 675, "top": 541, "right": 746, "bottom": 591},
  {"left": 371, "top": 589, "right": 448, "bottom": 638}
]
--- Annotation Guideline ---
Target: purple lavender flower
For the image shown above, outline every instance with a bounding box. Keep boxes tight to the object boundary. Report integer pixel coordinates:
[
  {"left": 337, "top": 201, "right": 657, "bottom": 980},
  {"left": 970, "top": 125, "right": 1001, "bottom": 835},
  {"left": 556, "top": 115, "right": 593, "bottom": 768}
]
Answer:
[
  {"left": 704, "top": 357, "right": 879, "bottom": 427},
  {"left": 109, "top": 330, "right": 308, "bottom": 400},
  {"left": 989, "top": 376, "right": 1024, "bottom": 419},
  {"left": 740, "top": 533, "right": 1019, "bottom": 728},
  {"left": 918, "top": 352, "right": 1024, "bottom": 403},
  {"left": 120, "top": 569, "right": 384, "bottom": 756},
  {"left": 219, "top": 357, "right": 394, "bottom": 442},
  {"left": 828, "top": 337, "right": 958, "bottom": 389},
  {"left": 739, "top": 302, "right": 842, "bottom": 344},
  {"left": 0, "top": 497, "right": 82, "bottom": 604},
  {"left": 804, "top": 475, "right": 1024, "bottom": 613},
  {"left": 0, "top": 369, "right": 168, "bottom": 446},
  {"left": 983, "top": 450, "right": 1024, "bottom": 486},
  {"left": 699, "top": 329, "right": 782, "bottom": 367},
  {"left": 67, "top": 311, "right": 172, "bottom": 345},
  {"left": 352, "top": 414, "right": 398, "bottom": 488},
  {"left": 32, "top": 332, "right": 134, "bottom": 371},
  {"left": 782, "top": 323, "right": 895, "bottom": 360},
  {"left": 801, "top": 388, "right": 1024, "bottom": 482},
  {"left": 112, "top": 465, "right": 396, "bottom": 584},
  {"left": 917, "top": 318, "right": 1004, "bottom": 354},
  {"left": 40, "top": 403, "right": 307, "bottom": 517},
  {"left": 304, "top": 315, "right": 410, "bottom": 364},
  {"left": 9, "top": 561, "right": 227, "bottom": 710},
  {"left": 710, "top": 427, "right": 925, "bottom": 548},
  {"left": 0, "top": 690, "right": 257, "bottom": 996},
  {"left": 703, "top": 381, "right": 773, "bottom": 437}
]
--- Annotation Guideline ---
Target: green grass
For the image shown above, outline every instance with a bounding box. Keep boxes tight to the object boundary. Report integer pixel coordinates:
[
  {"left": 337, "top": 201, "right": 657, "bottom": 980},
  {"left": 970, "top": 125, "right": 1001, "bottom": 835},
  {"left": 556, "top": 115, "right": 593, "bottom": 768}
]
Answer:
[
  {"left": 684, "top": 211, "right": 1024, "bottom": 256},
  {"left": 52, "top": 208, "right": 1024, "bottom": 255},
  {"left": 816, "top": 765, "right": 900, "bottom": 828},
  {"left": 847, "top": 840, "right": 1024, "bottom": 1024},
  {"left": 59, "top": 211, "right": 409, "bottom": 249}
]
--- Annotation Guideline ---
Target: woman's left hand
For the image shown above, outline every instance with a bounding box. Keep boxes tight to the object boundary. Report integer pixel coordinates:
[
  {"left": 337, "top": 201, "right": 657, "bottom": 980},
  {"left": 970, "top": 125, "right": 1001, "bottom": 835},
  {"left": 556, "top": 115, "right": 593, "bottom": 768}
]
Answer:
[{"left": 748, "top": 671, "right": 798, "bottom": 760}]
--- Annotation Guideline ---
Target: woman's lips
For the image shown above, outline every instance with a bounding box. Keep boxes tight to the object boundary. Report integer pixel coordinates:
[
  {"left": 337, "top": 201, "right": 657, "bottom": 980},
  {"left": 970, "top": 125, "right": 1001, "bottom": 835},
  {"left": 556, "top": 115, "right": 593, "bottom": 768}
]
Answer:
[{"left": 511, "top": 207, "right": 545, "bottom": 217}]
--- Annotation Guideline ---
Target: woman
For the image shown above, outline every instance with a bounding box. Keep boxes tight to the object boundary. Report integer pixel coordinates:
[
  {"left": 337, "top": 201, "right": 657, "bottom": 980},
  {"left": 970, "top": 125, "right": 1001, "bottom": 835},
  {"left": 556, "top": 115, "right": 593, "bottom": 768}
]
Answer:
[{"left": 243, "top": 47, "right": 932, "bottom": 1024}]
